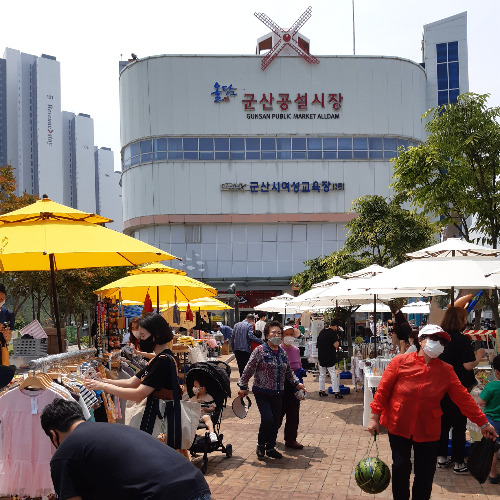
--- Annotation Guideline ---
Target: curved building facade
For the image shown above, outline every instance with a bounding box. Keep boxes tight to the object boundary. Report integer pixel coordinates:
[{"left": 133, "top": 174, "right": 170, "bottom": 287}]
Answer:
[{"left": 119, "top": 12, "right": 468, "bottom": 302}]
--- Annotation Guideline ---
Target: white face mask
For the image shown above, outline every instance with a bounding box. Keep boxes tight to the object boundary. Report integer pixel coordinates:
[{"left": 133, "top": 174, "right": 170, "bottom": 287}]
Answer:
[
  {"left": 283, "top": 336, "right": 295, "bottom": 346},
  {"left": 422, "top": 339, "right": 444, "bottom": 358},
  {"left": 132, "top": 330, "right": 140, "bottom": 339},
  {"left": 268, "top": 336, "right": 282, "bottom": 346},
  {"left": 192, "top": 387, "right": 200, "bottom": 395}
]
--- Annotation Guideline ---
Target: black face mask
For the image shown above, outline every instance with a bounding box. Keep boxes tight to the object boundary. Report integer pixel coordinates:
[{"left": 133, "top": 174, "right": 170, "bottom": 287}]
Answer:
[{"left": 140, "top": 337, "right": 155, "bottom": 353}]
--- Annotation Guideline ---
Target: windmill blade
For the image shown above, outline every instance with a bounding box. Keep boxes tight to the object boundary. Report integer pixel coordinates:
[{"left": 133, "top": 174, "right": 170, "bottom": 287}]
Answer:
[
  {"left": 290, "top": 6, "right": 312, "bottom": 37},
  {"left": 261, "top": 41, "right": 286, "bottom": 71},
  {"left": 254, "top": 12, "right": 283, "bottom": 37},
  {"left": 287, "top": 42, "right": 320, "bottom": 65}
]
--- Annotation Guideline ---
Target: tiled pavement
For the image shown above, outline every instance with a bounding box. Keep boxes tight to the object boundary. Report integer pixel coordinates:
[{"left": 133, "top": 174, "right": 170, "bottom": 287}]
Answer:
[{"left": 194, "top": 358, "right": 500, "bottom": 499}]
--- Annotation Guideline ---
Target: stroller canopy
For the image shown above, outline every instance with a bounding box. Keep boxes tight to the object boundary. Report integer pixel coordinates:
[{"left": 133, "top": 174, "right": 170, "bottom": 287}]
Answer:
[{"left": 186, "top": 361, "right": 231, "bottom": 407}]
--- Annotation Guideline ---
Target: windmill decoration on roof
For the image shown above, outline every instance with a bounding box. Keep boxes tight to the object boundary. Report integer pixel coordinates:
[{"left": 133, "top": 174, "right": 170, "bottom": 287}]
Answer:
[{"left": 254, "top": 6, "right": 319, "bottom": 71}]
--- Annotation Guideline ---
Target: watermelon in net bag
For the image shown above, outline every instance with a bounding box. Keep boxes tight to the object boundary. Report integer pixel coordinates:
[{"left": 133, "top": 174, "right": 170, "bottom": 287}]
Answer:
[{"left": 354, "top": 432, "right": 391, "bottom": 494}]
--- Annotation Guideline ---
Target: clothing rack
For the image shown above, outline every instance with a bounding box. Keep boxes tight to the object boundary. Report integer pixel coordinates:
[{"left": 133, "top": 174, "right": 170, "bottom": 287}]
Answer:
[{"left": 27, "top": 348, "right": 98, "bottom": 371}]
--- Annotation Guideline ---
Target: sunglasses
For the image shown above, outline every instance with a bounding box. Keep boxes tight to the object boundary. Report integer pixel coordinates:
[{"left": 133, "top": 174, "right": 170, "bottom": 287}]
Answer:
[{"left": 421, "top": 334, "right": 447, "bottom": 346}]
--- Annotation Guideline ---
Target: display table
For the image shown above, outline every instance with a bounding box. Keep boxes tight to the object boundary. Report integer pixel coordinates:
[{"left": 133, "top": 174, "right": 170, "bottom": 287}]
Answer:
[{"left": 363, "top": 369, "right": 382, "bottom": 427}]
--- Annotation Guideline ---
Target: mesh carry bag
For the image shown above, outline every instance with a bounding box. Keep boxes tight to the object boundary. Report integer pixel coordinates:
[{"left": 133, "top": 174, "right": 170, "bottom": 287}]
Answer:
[{"left": 354, "top": 432, "right": 391, "bottom": 494}]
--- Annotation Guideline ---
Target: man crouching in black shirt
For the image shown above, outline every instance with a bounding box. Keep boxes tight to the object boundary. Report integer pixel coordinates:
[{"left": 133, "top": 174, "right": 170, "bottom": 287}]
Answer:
[{"left": 41, "top": 399, "right": 211, "bottom": 500}]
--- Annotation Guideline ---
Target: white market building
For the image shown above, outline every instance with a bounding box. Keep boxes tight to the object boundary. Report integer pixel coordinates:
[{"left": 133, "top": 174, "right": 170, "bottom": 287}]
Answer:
[{"left": 119, "top": 11, "right": 468, "bottom": 309}]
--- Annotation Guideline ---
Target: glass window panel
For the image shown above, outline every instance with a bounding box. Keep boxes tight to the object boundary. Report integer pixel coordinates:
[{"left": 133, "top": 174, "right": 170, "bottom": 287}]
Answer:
[
  {"left": 140, "top": 140, "right": 152, "bottom": 154},
  {"left": 277, "top": 138, "right": 291, "bottom": 150},
  {"left": 215, "top": 151, "right": 230, "bottom": 160},
  {"left": 131, "top": 155, "right": 140, "bottom": 166},
  {"left": 437, "top": 63, "right": 448, "bottom": 91},
  {"left": 448, "top": 62, "right": 459, "bottom": 89},
  {"left": 168, "top": 138, "right": 182, "bottom": 151},
  {"left": 183, "top": 138, "right": 198, "bottom": 151},
  {"left": 199, "top": 138, "right": 214, "bottom": 151},
  {"left": 230, "top": 152, "right": 245, "bottom": 160},
  {"left": 448, "top": 41, "right": 458, "bottom": 62},
  {"left": 230, "top": 138, "right": 245, "bottom": 151},
  {"left": 153, "top": 138, "right": 167, "bottom": 152},
  {"left": 436, "top": 43, "right": 447, "bottom": 63},
  {"left": 246, "top": 138, "right": 260, "bottom": 150},
  {"left": 369, "top": 150, "right": 384, "bottom": 159},
  {"left": 183, "top": 151, "right": 198, "bottom": 160},
  {"left": 338, "top": 137, "right": 352, "bottom": 150},
  {"left": 261, "top": 151, "right": 276, "bottom": 160},
  {"left": 323, "top": 151, "right": 337, "bottom": 159},
  {"left": 292, "top": 137, "right": 306, "bottom": 150},
  {"left": 141, "top": 153, "right": 153, "bottom": 162},
  {"left": 214, "top": 138, "right": 229, "bottom": 151},
  {"left": 168, "top": 151, "right": 182, "bottom": 160},
  {"left": 292, "top": 151, "right": 307, "bottom": 159},
  {"left": 154, "top": 151, "right": 167, "bottom": 161},
  {"left": 323, "top": 138, "right": 337, "bottom": 150},
  {"left": 353, "top": 150, "right": 368, "bottom": 159},
  {"left": 409, "top": 141, "right": 418, "bottom": 148},
  {"left": 277, "top": 151, "right": 291, "bottom": 160},
  {"left": 438, "top": 90, "right": 449, "bottom": 106},
  {"left": 368, "top": 137, "right": 383, "bottom": 150},
  {"left": 130, "top": 142, "right": 140, "bottom": 157},
  {"left": 397, "top": 139, "right": 409, "bottom": 150},
  {"left": 308, "top": 151, "right": 322, "bottom": 159},
  {"left": 246, "top": 151, "right": 260, "bottom": 160},
  {"left": 338, "top": 150, "right": 353, "bottom": 159},
  {"left": 123, "top": 146, "right": 131, "bottom": 161},
  {"left": 384, "top": 138, "right": 397, "bottom": 151},
  {"left": 353, "top": 137, "right": 367, "bottom": 150},
  {"left": 307, "top": 138, "right": 322, "bottom": 150},
  {"left": 449, "top": 88, "right": 459, "bottom": 104},
  {"left": 123, "top": 157, "right": 131, "bottom": 168},
  {"left": 261, "top": 138, "right": 276, "bottom": 150},
  {"left": 199, "top": 151, "right": 214, "bottom": 160},
  {"left": 384, "top": 150, "right": 397, "bottom": 160}
]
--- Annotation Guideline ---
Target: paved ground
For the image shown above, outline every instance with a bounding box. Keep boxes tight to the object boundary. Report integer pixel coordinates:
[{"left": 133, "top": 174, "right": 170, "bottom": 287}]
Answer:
[{"left": 194, "top": 358, "right": 500, "bottom": 499}]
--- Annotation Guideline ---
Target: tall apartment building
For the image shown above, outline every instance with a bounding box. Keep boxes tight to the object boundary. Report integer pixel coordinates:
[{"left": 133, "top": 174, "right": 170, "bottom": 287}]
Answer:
[{"left": 0, "top": 48, "right": 122, "bottom": 230}]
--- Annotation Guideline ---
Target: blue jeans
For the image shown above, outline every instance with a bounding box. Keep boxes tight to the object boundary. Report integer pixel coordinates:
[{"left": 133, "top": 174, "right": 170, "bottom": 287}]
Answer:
[
  {"left": 193, "top": 493, "right": 211, "bottom": 500},
  {"left": 254, "top": 392, "right": 283, "bottom": 450}
]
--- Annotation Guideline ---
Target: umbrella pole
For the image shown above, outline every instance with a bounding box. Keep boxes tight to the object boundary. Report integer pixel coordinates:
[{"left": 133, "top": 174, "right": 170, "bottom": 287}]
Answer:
[
  {"left": 157, "top": 286, "right": 160, "bottom": 314},
  {"left": 373, "top": 294, "right": 377, "bottom": 357},
  {"left": 450, "top": 286, "right": 455, "bottom": 307},
  {"left": 49, "top": 254, "right": 64, "bottom": 353}
]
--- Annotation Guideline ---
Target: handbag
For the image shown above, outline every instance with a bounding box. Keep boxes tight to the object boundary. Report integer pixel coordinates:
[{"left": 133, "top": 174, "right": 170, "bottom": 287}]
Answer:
[
  {"left": 467, "top": 437, "right": 496, "bottom": 484},
  {"left": 124, "top": 353, "right": 200, "bottom": 449}
]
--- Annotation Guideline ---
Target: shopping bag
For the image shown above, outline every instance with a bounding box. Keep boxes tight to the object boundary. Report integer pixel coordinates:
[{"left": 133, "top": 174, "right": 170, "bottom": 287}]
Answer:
[
  {"left": 124, "top": 398, "right": 148, "bottom": 428},
  {"left": 467, "top": 437, "right": 496, "bottom": 484},
  {"left": 155, "top": 399, "right": 201, "bottom": 449}
]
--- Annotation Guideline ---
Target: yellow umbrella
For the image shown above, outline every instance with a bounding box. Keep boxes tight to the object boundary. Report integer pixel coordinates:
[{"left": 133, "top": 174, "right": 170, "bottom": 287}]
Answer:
[
  {"left": 0, "top": 196, "right": 178, "bottom": 350},
  {"left": 127, "top": 263, "right": 187, "bottom": 276},
  {"left": 94, "top": 263, "right": 216, "bottom": 311},
  {"left": 162, "top": 297, "right": 233, "bottom": 312}
]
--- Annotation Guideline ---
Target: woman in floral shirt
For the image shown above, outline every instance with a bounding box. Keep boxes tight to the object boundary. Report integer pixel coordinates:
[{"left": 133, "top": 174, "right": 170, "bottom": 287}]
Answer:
[{"left": 238, "top": 320, "right": 306, "bottom": 459}]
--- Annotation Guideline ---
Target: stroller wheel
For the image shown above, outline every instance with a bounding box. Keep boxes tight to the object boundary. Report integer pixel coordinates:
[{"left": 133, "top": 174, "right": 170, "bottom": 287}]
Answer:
[
  {"left": 201, "top": 458, "right": 208, "bottom": 475},
  {"left": 225, "top": 443, "right": 233, "bottom": 458}
]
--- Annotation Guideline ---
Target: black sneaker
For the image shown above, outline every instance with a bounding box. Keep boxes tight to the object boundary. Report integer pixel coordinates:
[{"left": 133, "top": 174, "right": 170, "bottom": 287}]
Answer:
[
  {"left": 319, "top": 391, "right": 328, "bottom": 397},
  {"left": 437, "top": 458, "right": 453, "bottom": 468},
  {"left": 453, "top": 463, "right": 468, "bottom": 474},
  {"left": 266, "top": 448, "right": 283, "bottom": 459},
  {"left": 256, "top": 445, "right": 265, "bottom": 459}
]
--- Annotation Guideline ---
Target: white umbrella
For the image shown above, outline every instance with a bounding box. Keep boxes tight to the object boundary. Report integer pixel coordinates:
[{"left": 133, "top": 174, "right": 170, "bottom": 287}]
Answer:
[
  {"left": 254, "top": 293, "right": 301, "bottom": 314},
  {"left": 401, "top": 301, "right": 430, "bottom": 314},
  {"left": 355, "top": 302, "right": 391, "bottom": 313},
  {"left": 366, "top": 257, "right": 500, "bottom": 291},
  {"left": 407, "top": 238, "right": 500, "bottom": 259},
  {"left": 311, "top": 276, "right": 345, "bottom": 288},
  {"left": 342, "top": 264, "right": 387, "bottom": 279}
]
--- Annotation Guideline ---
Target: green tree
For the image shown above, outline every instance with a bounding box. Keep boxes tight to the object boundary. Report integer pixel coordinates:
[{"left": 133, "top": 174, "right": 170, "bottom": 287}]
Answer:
[
  {"left": 342, "top": 194, "right": 438, "bottom": 268},
  {"left": 392, "top": 93, "right": 500, "bottom": 246}
]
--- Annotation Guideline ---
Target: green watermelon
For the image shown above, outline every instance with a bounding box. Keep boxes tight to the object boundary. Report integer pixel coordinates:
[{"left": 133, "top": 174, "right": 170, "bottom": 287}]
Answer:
[{"left": 354, "top": 456, "right": 391, "bottom": 494}]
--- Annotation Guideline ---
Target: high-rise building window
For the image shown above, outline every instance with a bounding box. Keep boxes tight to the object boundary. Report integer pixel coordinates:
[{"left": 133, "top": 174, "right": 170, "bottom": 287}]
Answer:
[{"left": 436, "top": 41, "right": 459, "bottom": 105}]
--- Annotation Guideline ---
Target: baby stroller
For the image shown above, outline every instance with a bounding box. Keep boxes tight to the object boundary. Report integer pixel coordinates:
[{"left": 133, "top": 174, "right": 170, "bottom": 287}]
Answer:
[{"left": 186, "top": 361, "right": 232, "bottom": 474}]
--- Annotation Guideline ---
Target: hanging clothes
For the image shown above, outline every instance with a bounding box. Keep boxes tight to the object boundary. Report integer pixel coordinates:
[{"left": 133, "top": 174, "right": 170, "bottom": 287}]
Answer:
[{"left": 0, "top": 388, "right": 63, "bottom": 497}]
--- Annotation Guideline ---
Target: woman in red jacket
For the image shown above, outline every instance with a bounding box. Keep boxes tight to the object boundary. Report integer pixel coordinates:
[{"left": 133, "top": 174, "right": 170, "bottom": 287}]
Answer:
[{"left": 368, "top": 324, "right": 497, "bottom": 500}]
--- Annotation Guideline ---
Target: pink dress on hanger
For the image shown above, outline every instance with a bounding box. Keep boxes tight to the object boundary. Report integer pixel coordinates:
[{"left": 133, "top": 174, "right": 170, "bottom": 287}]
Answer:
[{"left": 0, "top": 388, "right": 62, "bottom": 497}]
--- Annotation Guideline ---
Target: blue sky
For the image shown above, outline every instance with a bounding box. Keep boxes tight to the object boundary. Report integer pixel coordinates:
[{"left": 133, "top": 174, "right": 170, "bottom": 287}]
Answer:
[{"left": 1, "top": 0, "right": 498, "bottom": 172}]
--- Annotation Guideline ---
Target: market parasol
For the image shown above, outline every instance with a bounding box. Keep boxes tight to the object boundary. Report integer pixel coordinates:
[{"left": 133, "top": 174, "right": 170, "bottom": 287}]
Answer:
[
  {"left": 94, "top": 263, "right": 217, "bottom": 313},
  {"left": 0, "top": 197, "right": 178, "bottom": 351}
]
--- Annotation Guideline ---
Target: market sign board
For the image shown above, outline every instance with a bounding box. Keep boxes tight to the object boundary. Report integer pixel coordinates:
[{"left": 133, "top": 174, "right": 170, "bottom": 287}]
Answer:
[{"left": 221, "top": 181, "right": 345, "bottom": 193}]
